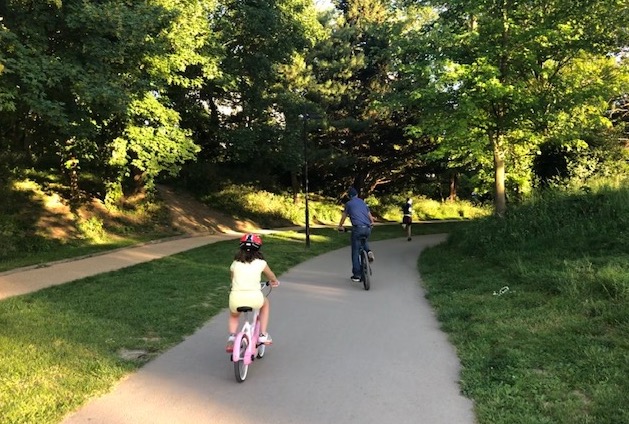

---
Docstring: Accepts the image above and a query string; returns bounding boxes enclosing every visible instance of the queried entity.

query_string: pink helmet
[239,233,262,250]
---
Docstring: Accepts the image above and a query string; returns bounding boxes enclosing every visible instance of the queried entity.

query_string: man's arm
[338,211,348,229]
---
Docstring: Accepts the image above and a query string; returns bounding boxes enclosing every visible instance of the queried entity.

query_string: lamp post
[299,112,322,248]
[299,113,311,248]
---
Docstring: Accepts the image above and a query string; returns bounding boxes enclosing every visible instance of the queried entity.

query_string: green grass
[419,182,629,424]
[371,193,492,221]
[0,222,464,424]
[7,175,627,423]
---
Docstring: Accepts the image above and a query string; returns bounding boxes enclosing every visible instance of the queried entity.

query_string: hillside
[155,185,262,235]
[0,182,267,273]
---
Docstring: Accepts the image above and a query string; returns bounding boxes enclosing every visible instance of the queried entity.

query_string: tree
[306,0,436,197]
[413,0,629,214]
[0,0,212,203]
[179,0,323,193]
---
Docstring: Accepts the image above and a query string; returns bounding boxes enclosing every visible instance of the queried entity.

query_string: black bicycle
[338,227,372,290]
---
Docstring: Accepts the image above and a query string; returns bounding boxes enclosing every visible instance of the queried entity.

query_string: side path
[61,234,476,424]
[0,234,240,300]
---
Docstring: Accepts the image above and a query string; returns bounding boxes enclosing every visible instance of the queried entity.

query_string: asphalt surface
[1,232,476,424]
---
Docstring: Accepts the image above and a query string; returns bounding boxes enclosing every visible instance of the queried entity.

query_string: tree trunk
[62,138,81,209]
[492,134,507,216]
[130,167,147,196]
[449,172,458,201]
[68,159,80,209]
[492,0,509,217]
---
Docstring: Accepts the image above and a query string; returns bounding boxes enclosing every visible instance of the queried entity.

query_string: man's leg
[363,226,375,262]
[358,226,372,252]
[351,230,361,276]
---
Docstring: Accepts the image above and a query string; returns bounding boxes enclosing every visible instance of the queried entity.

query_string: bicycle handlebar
[262,280,280,288]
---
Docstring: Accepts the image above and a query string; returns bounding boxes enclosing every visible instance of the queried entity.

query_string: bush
[372,193,491,222]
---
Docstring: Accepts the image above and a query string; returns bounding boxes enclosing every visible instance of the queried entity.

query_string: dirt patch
[118,348,149,361]
[35,191,80,239]
[155,185,261,235]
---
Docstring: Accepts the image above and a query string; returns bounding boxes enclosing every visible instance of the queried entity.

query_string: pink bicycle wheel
[234,335,249,382]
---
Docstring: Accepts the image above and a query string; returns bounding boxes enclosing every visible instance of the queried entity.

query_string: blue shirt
[344,197,372,226]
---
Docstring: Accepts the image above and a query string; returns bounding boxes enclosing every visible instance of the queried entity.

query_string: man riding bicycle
[337,186,375,282]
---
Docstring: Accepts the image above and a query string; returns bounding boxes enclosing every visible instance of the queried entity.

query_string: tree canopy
[1,0,627,211]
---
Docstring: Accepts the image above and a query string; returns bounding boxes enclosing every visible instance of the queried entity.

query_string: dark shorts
[403,215,412,225]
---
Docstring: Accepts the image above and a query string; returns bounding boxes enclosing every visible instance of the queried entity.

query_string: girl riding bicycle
[226,233,280,352]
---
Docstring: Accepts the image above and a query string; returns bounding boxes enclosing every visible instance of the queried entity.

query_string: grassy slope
[0,180,179,273]
[1,179,488,273]
[419,186,629,424]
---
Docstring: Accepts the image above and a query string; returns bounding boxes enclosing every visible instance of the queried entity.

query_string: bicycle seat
[237,306,253,313]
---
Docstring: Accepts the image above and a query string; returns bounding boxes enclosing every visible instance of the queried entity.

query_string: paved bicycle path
[58,234,475,424]
[0,234,239,300]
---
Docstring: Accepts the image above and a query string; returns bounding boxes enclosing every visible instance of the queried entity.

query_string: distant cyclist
[337,187,375,282]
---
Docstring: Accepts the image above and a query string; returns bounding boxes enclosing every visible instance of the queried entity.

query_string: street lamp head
[299,113,323,121]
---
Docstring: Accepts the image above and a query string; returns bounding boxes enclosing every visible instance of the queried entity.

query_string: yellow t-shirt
[229,259,267,313]
[230,259,267,291]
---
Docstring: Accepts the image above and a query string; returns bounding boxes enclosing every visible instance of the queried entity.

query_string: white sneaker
[367,251,375,262]
[226,334,236,352]
[258,333,272,344]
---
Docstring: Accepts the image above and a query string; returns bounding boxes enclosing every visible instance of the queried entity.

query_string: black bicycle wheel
[361,250,370,290]
[234,336,249,383]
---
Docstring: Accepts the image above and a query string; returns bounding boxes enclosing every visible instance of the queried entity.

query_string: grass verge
[419,184,629,424]
[0,222,464,424]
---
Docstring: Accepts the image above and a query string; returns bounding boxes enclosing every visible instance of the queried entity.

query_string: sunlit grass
[200,184,491,227]
[419,182,629,424]
[370,193,492,222]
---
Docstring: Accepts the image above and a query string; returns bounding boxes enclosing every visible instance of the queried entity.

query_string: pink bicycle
[230,281,275,382]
